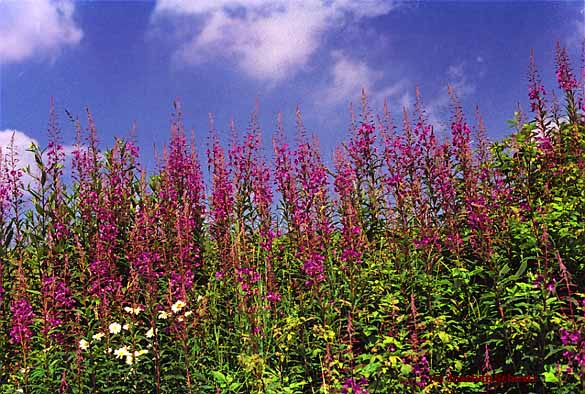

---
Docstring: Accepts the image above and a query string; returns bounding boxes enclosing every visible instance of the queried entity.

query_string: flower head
[92,332,105,341]
[123,306,143,315]
[158,311,169,320]
[114,346,130,359]
[109,322,122,334]
[79,339,90,351]
[171,300,186,313]
[342,377,369,394]
[555,43,578,92]
[146,327,155,338]
[10,298,35,345]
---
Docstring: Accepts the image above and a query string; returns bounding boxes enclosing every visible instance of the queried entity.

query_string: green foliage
[1,49,585,393]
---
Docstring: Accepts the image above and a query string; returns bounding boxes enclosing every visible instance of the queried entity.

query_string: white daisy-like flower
[92,332,105,341]
[146,327,155,338]
[79,339,90,351]
[171,300,186,313]
[109,322,122,334]
[184,311,193,318]
[124,306,143,315]
[158,311,169,320]
[114,346,130,359]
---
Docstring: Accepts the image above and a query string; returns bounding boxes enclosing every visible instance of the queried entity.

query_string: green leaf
[362,362,381,376]
[211,371,227,384]
[543,371,559,383]
[437,331,450,343]
[514,260,528,278]
[400,363,412,376]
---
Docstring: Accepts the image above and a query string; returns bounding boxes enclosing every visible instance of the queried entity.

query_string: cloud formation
[0,129,79,189]
[318,50,383,103]
[0,129,39,184]
[0,0,82,64]
[424,62,477,130]
[567,9,584,50]
[152,0,396,82]
[315,50,411,114]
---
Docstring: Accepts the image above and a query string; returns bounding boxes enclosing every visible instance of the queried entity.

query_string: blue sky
[0,0,583,175]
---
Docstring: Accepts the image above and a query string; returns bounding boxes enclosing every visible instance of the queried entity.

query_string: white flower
[158,311,169,320]
[92,332,105,342]
[124,349,148,365]
[184,311,193,318]
[171,300,186,313]
[114,346,130,359]
[109,322,122,334]
[79,339,90,351]
[123,323,130,331]
[124,306,143,315]
[146,327,155,338]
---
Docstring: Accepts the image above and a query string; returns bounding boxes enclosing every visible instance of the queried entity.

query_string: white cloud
[446,63,475,97]
[314,54,478,134]
[426,63,476,113]
[568,17,584,50]
[315,50,411,115]
[0,130,39,185]
[317,50,383,104]
[324,0,396,18]
[0,129,78,189]
[0,0,82,64]
[152,0,397,82]
[374,78,412,110]
[426,62,476,130]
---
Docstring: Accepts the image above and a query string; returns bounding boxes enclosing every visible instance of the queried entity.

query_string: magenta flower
[237,267,261,296]
[342,377,369,394]
[555,43,578,92]
[528,51,547,112]
[405,354,430,388]
[10,298,35,345]
[302,253,326,286]
[266,291,282,303]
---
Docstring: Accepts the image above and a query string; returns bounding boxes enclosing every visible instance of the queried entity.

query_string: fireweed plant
[0,44,584,393]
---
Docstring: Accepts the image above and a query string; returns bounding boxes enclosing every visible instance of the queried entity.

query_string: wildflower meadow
[0,43,584,393]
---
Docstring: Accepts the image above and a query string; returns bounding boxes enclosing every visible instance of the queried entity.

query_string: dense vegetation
[0,43,583,393]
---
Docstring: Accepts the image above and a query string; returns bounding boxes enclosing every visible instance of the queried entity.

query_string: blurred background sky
[0,0,583,176]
